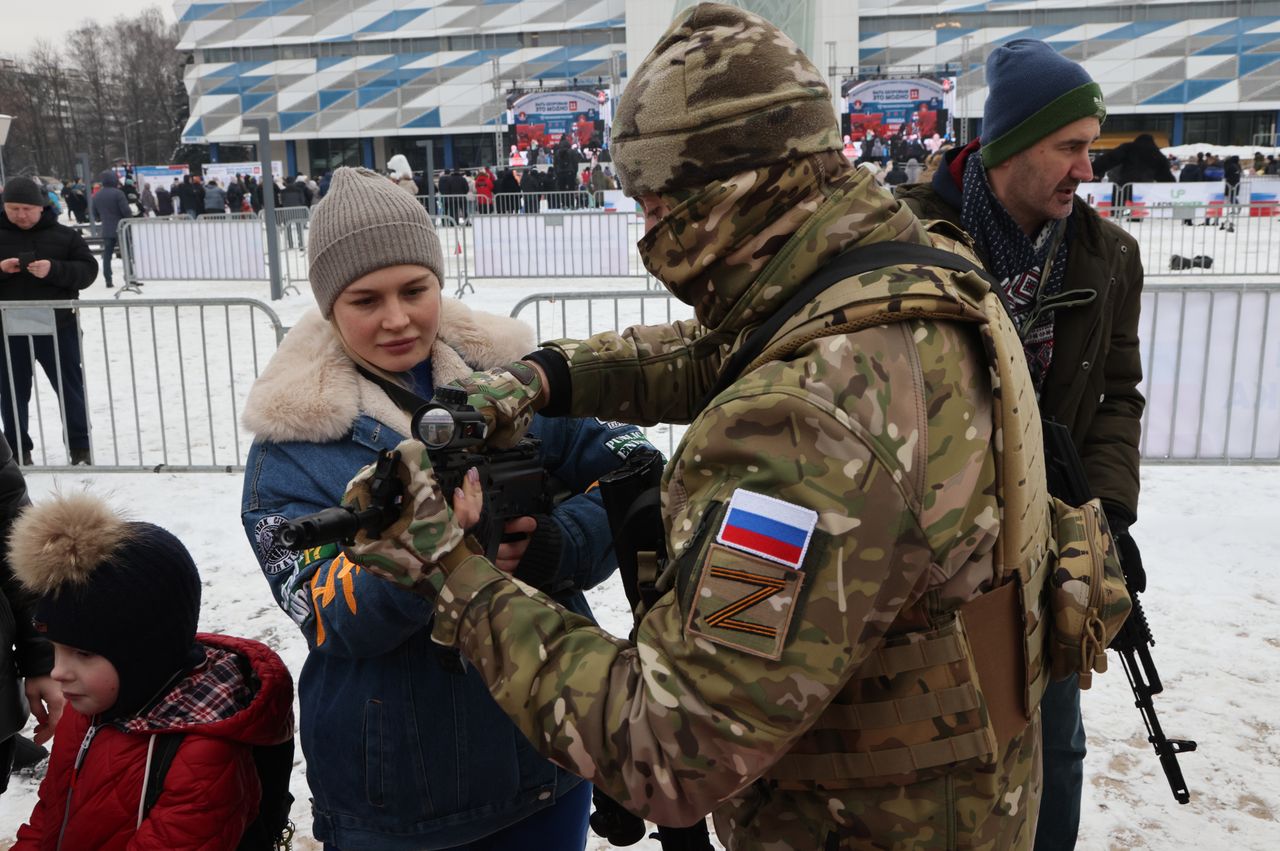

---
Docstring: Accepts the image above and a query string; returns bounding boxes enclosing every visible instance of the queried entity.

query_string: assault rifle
[277,387,551,561]
[1042,419,1197,804]
[590,446,715,851]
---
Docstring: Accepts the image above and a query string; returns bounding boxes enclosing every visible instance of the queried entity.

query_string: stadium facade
[175,0,628,174]
[175,0,1280,176]
[859,0,1280,148]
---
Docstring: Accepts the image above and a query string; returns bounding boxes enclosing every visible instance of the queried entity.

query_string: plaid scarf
[960,150,1070,391]
[123,645,254,733]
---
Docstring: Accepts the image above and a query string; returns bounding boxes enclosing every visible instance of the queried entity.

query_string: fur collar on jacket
[243,299,535,444]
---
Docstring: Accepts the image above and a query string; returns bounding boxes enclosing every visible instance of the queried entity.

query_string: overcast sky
[3,1,175,54]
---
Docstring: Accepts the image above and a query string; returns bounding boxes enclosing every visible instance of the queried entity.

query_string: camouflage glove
[342,439,472,597]
[447,361,544,449]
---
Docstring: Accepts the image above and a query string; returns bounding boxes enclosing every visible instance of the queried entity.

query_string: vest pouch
[1047,497,1132,688]
[766,613,997,790]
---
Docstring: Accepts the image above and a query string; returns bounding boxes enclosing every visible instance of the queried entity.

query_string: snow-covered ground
[0,465,1274,849]
[0,246,1277,849]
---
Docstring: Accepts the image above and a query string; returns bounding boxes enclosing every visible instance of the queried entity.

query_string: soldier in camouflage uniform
[344,5,1058,848]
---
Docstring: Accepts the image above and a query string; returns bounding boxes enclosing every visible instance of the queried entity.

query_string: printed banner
[1076,181,1115,208]
[133,165,190,190]
[1245,178,1280,215]
[843,78,947,141]
[510,91,604,150]
[1127,183,1225,218]
[202,161,285,187]
[598,190,634,213]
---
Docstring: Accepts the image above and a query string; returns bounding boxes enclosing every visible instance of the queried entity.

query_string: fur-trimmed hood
[243,298,535,444]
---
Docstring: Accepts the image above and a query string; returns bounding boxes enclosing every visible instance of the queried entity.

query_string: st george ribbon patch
[686,543,804,660]
[716,488,817,570]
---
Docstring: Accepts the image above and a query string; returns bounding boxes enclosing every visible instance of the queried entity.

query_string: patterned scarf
[960,151,1070,391]
[123,645,254,732]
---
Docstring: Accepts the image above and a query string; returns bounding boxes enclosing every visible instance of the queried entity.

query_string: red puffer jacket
[13,634,294,851]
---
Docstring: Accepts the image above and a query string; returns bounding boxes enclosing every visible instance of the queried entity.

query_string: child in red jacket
[8,493,295,850]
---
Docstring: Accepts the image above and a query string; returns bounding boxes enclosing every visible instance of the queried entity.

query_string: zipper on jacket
[56,720,101,851]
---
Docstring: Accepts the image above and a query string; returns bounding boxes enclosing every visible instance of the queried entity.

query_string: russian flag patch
[716,489,817,570]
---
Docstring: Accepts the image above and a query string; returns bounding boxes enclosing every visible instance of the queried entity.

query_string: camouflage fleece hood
[638,151,931,335]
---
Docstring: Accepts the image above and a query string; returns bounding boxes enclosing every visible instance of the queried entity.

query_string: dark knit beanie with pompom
[9,493,204,720]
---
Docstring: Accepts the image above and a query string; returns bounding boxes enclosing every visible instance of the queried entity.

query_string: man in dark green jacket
[897,39,1145,851]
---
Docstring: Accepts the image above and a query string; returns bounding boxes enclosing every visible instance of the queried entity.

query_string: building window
[1182,112,1274,147]
[386,137,448,176]
[308,138,362,174]
[452,133,497,169]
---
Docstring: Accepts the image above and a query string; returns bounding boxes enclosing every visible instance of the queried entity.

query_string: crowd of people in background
[7,128,1280,238]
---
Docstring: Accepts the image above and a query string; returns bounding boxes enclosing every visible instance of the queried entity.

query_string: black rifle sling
[700,240,1004,411]
[141,733,186,820]
[354,364,430,414]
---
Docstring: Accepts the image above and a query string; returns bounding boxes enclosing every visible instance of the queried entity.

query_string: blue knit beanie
[981,39,1106,168]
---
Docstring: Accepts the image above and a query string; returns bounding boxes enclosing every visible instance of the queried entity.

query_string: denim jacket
[240,305,652,849]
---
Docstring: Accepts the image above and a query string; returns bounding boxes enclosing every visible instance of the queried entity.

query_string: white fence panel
[473,213,634,278]
[125,218,267,280]
[513,286,1280,464]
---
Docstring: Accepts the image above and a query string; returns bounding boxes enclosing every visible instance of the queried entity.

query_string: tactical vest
[729,228,1055,789]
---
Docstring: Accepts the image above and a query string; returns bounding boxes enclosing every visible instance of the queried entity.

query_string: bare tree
[0,8,182,183]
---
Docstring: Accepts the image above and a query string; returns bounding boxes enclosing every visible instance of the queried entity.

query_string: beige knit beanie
[611,3,841,197]
[308,166,445,317]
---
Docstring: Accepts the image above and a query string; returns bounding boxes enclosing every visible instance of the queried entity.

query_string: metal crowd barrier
[118,211,465,298]
[428,215,468,294]
[1139,283,1280,463]
[511,286,1280,464]
[0,299,285,470]
[462,212,653,298]
[118,218,269,293]
[196,212,261,221]
[273,206,311,289]
[421,191,606,221]
[510,290,696,456]
[1113,201,1280,281]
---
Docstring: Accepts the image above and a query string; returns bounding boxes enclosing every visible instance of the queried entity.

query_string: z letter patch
[686,544,804,660]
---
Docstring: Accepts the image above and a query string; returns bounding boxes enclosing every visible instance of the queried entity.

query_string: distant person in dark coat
[201,178,227,216]
[176,175,199,219]
[1091,133,1174,210]
[89,171,131,288]
[1224,155,1243,206]
[0,177,97,464]
[495,168,520,213]
[1178,153,1204,182]
[60,179,89,224]
[226,178,245,214]
[279,176,311,208]
[155,183,174,216]
[1090,133,1175,184]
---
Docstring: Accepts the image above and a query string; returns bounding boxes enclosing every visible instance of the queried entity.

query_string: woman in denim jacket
[240,167,651,850]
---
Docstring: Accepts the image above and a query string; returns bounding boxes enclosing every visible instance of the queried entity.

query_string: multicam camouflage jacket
[429,156,1045,850]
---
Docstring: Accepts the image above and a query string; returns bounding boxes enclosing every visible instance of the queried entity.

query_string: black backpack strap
[353,364,431,415]
[699,240,1004,411]
[140,733,186,823]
